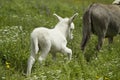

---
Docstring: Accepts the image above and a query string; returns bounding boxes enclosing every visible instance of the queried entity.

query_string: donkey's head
[53,13,78,40]
[112,0,120,5]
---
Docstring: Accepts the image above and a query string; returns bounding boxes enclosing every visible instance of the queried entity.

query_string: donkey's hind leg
[27,38,39,76]
[38,41,51,63]
[27,54,35,76]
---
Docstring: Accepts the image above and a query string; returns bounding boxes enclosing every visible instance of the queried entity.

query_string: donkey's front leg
[62,46,72,60]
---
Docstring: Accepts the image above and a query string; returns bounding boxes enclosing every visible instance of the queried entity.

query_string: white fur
[27,13,78,76]
[112,0,120,4]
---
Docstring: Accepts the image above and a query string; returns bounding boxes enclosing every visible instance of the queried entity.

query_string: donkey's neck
[54,23,68,38]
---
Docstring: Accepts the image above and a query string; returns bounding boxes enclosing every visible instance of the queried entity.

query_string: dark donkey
[81,1,120,51]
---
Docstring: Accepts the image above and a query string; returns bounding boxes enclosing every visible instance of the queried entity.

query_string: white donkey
[27,13,78,76]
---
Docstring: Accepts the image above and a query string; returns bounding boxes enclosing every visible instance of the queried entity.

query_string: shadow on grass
[83,50,98,62]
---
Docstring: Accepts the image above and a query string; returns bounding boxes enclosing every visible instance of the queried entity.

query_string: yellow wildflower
[5,61,10,65]
[5,61,10,69]
[96,75,99,79]
[105,77,109,80]
[6,64,10,69]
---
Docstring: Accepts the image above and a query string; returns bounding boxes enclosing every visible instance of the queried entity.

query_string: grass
[0,0,120,80]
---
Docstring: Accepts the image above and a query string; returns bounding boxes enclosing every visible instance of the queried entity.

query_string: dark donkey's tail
[80,3,94,51]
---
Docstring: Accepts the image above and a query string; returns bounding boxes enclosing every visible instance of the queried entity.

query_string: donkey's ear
[69,13,78,23]
[53,13,63,21]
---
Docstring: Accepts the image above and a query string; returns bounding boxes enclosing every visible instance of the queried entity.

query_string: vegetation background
[0,0,120,80]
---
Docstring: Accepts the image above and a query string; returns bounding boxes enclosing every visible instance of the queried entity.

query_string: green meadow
[0,0,120,80]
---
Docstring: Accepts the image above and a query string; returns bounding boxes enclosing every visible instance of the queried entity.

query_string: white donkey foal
[27,13,78,76]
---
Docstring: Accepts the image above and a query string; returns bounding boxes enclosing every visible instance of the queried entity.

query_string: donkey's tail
[80,3,94,51]
[30,34,39,56]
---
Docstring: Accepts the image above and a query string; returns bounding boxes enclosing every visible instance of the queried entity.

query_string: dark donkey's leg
[81,33,90,51]
[108,37,113,44]
[96,36,104,51]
